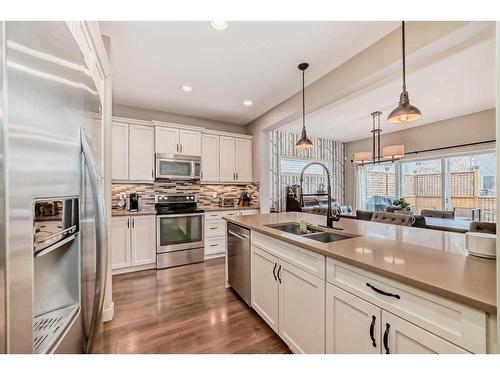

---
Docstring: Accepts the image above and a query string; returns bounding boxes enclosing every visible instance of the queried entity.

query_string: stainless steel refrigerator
[0,21,108,353]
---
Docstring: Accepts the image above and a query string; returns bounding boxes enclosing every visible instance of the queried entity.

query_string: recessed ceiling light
[210,21,229,31]
[243,100,253,106]
[181,85,192,92]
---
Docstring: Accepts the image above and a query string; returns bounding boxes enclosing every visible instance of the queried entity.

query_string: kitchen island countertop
[224,212,496,314]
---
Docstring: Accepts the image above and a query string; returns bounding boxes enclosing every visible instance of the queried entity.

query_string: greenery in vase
[393,197,410,209]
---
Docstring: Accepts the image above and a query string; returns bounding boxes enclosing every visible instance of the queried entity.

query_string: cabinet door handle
[151,169,154,179]
[383,323,390,354]
[277,265,282,283]
[209,227,218,230]
[180,144,183,153]
[366,282,400,299]
[369,315,377,347]
[132,218,135,228]
[127,218,130,228]
[176,144,179,152]
[236,172,238,180]
[209,243,218,247]
[272,263,277,281]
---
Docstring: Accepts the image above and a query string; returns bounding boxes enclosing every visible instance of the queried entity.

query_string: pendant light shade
[354,152,373,165]
[296,62,313,149]
[388,21,422,124]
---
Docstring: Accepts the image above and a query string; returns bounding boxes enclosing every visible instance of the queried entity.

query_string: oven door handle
[157,213,204,218]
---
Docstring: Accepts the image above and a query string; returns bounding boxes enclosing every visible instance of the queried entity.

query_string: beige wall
[113,103,247,134]
[344,109,496,205]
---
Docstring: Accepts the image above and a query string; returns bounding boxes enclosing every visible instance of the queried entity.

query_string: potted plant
[392,197,411,214]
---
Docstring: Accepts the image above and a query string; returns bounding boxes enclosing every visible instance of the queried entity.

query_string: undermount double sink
[265,222,356,243]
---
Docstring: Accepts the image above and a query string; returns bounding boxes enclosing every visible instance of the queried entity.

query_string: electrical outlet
[212,192,217,198]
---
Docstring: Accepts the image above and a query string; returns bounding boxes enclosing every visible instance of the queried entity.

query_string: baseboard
[112,263,156,275]
[102,301,114,322]
[204,252,225,260]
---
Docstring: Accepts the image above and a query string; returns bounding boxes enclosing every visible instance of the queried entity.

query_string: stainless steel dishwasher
[227,222,251,306]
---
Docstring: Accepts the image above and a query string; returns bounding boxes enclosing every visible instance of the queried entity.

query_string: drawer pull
[277,265,282,283]
[209,227,218,230]
[369,315,376,347]
[272,262,277,281]
[209,244,219,247]
[366,282,400,299]
[383,323,390,354]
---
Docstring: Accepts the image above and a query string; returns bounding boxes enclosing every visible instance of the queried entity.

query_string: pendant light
[388,21,422,124]
[295,62,313,149]
[354,111,405,165]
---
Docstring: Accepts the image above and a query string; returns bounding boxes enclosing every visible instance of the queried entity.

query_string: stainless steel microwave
[155,153,201,180]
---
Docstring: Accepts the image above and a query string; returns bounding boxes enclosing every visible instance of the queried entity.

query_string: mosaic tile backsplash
[111,181,260,209]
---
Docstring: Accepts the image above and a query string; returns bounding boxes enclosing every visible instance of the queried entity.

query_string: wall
[111,181,259,208]
[270,131,345,211]
[113,103,247,134]
[344,109,496,205]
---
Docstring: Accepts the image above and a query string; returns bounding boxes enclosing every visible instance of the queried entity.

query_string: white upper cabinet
[219,136,236,182]
[155,125,201,156]
[179,129,201,156]
[111,122,129,180]
[155,126,179,155]
[201,134,219,182]
[235,138,252,183]
[129,124,154,181]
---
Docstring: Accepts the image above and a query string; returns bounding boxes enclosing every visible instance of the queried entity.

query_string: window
[360,151,496,222]
[446,153,496,222]
[363,164,396,211]
[400,159,442,214]
[279,158,329,176]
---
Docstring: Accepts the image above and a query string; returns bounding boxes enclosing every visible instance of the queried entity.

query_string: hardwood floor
[101,258,291,354]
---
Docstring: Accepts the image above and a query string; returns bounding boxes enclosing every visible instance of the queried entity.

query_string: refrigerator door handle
[81,130,109,354]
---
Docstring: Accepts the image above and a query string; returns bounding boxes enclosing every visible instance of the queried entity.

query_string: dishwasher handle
[228,230,249,240]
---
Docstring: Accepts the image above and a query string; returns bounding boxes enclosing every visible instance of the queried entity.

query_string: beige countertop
[112,208,156,217]
[224,212,496,314]
[199,205,260,212]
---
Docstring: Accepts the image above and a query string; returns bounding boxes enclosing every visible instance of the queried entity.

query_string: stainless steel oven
[155,153,201,180]
[156,212,204,253]
[155,194,205,269]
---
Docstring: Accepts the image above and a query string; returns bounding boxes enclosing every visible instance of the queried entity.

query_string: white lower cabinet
[111,216,131,269]
[248,232,487,354]
[251,244,325,353]
[326,284,381,354]
[130,216,156,266]
[326,283,469,354]
[205,209,259,260]
[278,260,325,354]
[111,215,156,273]
[251,247,280,332]
[381,311,468,354]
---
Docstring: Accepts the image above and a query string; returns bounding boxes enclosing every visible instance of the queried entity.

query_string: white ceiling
[280,26,495,142]
[99,21,400,124]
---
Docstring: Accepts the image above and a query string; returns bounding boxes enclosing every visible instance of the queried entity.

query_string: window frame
[361,148,496,218]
